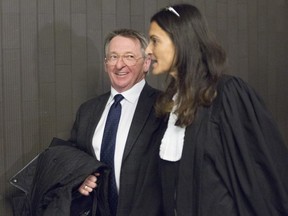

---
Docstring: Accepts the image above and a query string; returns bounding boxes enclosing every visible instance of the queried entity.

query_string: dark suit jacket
[68,82,163,216]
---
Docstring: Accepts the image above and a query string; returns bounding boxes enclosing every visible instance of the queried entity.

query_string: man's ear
[143,55,152,72]
[104,62,108,73]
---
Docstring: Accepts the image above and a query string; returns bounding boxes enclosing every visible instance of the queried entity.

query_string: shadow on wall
[37,22,102,147]
[2,22,101,215]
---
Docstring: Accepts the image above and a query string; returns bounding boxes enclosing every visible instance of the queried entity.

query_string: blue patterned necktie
[100,94,124,216]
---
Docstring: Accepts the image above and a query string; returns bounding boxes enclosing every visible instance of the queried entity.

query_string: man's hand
[78,173,100,196]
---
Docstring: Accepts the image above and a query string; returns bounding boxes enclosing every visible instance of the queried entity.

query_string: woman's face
[146,21,177,77]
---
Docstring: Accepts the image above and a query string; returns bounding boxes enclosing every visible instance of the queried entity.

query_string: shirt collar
[108,79,146,105]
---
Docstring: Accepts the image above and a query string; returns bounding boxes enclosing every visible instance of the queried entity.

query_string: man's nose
[115,56,126,68]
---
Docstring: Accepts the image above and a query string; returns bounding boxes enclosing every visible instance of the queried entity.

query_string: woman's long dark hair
[151,4,227,127]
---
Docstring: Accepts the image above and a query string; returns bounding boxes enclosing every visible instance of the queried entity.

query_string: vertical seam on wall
[36,0,41,153]
[70,0,73,115]
[53,0,57,137]
[19,0,24,166]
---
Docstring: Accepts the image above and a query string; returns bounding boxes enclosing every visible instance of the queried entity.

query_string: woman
[145,3,288,216]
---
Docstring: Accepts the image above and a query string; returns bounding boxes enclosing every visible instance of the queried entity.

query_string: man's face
[105,36,151,93]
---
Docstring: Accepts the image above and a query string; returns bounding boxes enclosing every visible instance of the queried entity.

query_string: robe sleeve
[218,76,288,215]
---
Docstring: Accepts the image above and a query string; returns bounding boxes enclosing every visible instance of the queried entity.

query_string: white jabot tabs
[160,95,186,162]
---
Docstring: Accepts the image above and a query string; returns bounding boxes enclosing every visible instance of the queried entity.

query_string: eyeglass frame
[105,53,145,66]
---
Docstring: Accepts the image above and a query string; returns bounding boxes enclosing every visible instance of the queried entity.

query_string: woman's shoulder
[210,74,263,119]
[217,74,248,90]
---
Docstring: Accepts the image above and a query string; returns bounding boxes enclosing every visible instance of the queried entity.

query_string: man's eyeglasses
[105,54,143,66]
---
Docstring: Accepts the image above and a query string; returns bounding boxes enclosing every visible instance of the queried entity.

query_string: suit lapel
[86,93,110,156]
[122,84,156,161]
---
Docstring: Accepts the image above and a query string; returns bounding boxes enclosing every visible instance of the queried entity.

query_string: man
[69,29,163,216]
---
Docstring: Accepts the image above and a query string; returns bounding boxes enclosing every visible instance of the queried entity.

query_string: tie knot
[113,94,124,105]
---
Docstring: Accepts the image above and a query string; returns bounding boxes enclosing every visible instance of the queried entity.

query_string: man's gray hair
[104,29,148,58]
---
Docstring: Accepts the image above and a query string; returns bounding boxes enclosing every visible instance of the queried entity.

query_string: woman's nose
[145,44,152,56]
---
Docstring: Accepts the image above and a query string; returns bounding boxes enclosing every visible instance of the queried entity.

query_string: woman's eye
[151,38,158,45]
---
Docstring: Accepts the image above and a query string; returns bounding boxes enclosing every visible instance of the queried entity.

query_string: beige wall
[0,0,287,214]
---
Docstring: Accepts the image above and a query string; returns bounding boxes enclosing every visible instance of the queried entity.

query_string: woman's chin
[151,70,163,75]
[151,66,165,75]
